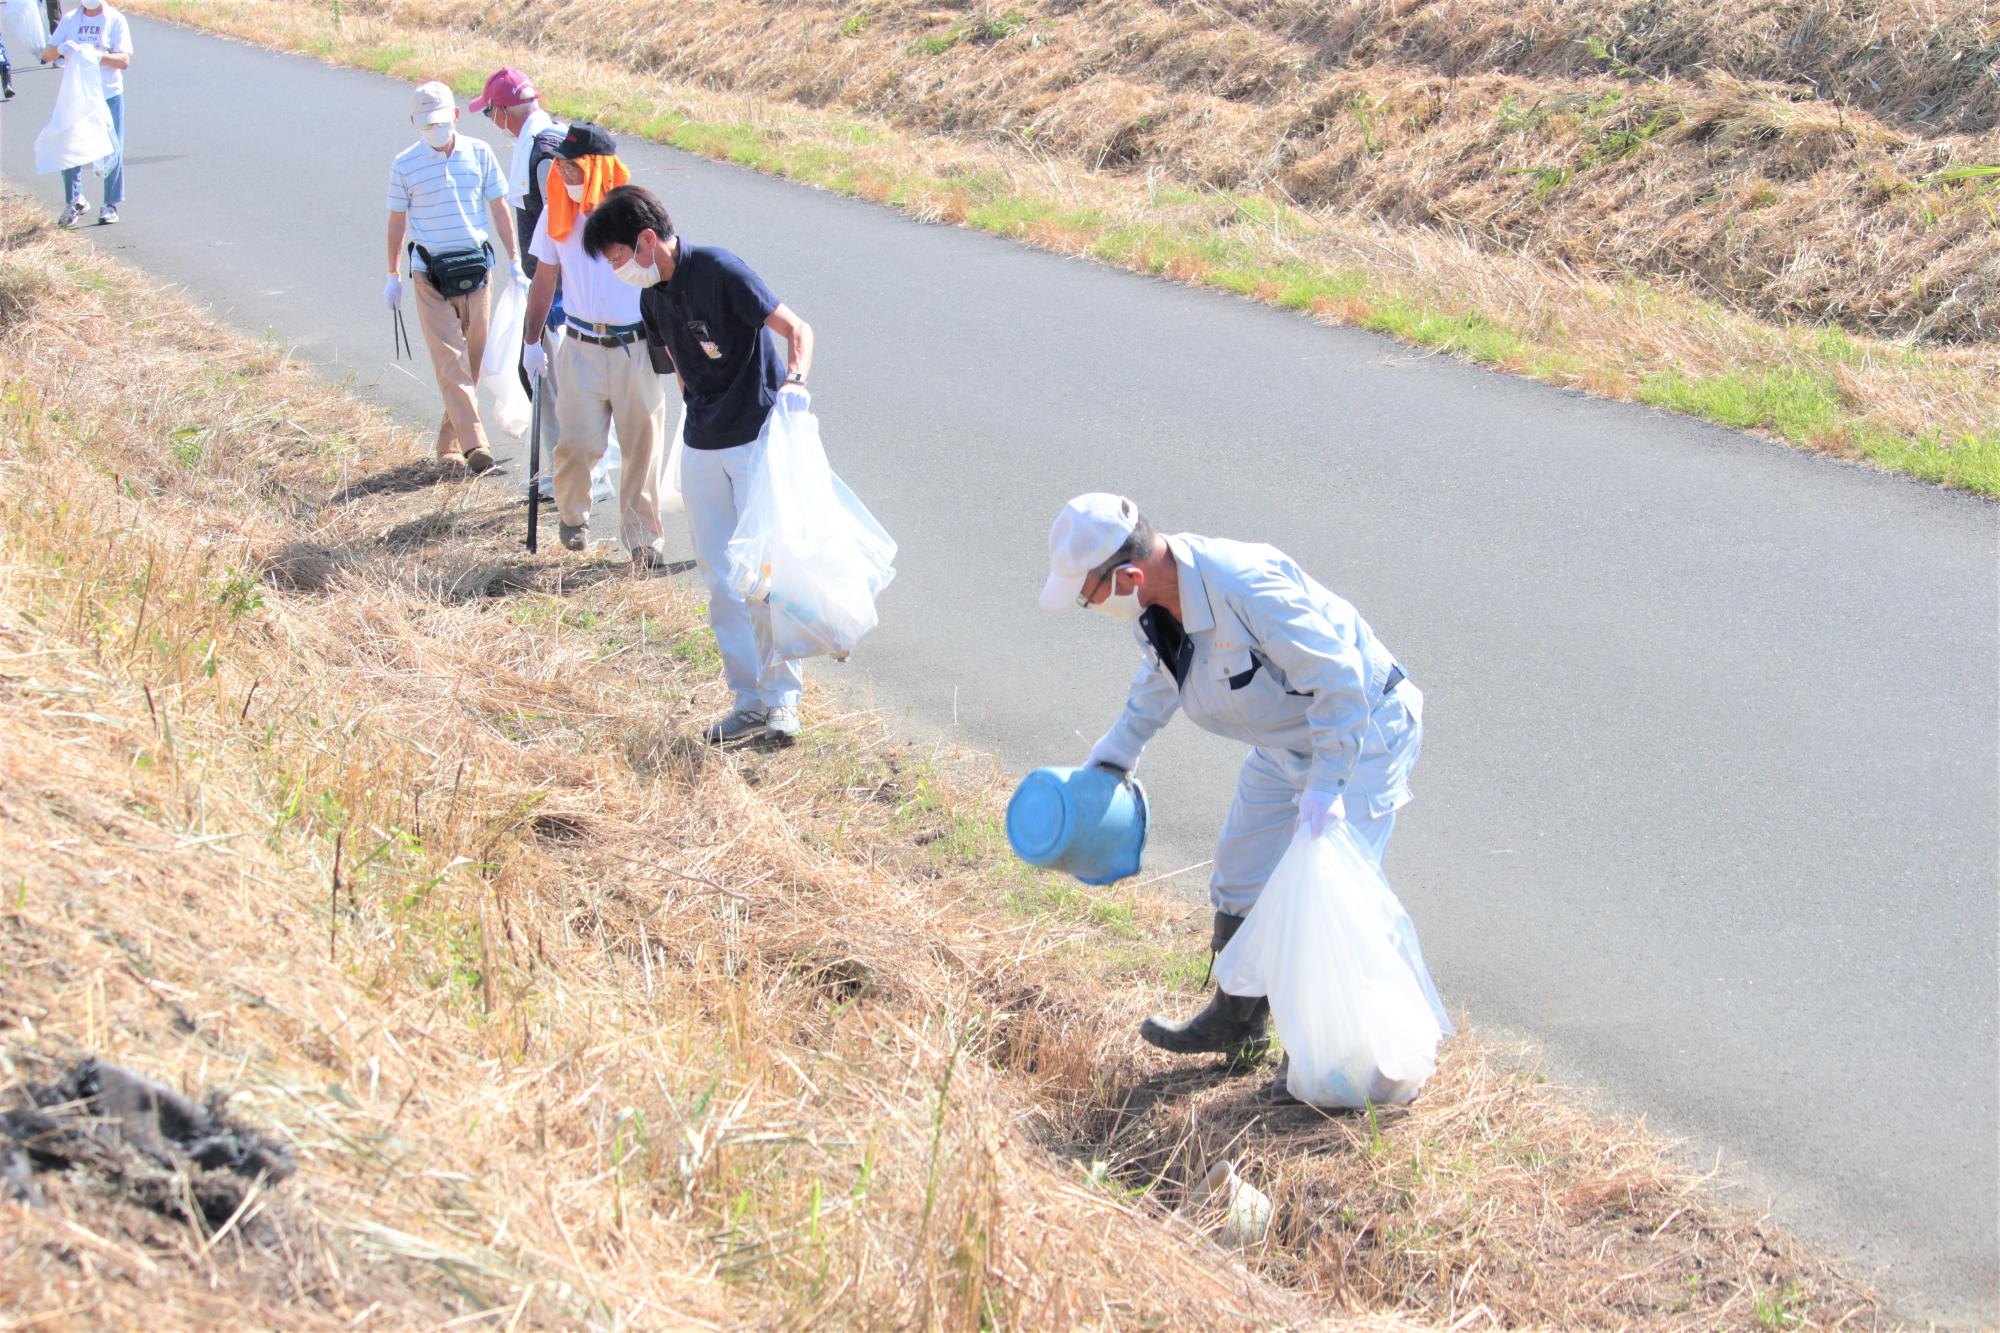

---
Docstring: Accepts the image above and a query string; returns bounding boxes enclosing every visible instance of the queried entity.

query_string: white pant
[680,420,804,713]
[1210,685,1423,917]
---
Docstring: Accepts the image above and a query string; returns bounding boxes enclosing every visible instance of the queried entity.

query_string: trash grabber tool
[391,305,413,362]
[526,370,543,553]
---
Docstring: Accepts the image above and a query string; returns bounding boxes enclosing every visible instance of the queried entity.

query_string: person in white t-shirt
[520,123,666,568]
[43,0,131,226]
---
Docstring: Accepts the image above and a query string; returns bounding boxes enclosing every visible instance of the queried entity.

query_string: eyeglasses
[1075,564,1126,609]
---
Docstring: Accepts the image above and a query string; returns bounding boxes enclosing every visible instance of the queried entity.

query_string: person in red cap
[466,63,564,488]
[471,68,566,295]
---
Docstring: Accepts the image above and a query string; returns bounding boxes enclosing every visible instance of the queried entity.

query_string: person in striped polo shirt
[383,80,523,472]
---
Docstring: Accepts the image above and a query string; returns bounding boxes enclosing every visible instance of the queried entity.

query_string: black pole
[526,373,542,553]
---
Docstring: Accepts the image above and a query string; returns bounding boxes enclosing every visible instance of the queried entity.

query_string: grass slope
[0,200,1880,1328]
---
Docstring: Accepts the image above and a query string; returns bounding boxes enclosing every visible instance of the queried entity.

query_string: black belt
[1384,663,1407,695]
[565,318,644,347]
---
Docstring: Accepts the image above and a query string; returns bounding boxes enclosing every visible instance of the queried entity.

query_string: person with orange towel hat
[521,122,667,568]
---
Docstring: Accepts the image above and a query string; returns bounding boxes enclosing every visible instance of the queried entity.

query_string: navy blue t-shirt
[638,241,785,450]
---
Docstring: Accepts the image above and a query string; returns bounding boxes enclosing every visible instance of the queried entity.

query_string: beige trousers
[411,275,491,460]
[552,334,667,552]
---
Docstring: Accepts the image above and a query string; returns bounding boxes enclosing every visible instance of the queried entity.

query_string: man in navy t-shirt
[583,185,818,745]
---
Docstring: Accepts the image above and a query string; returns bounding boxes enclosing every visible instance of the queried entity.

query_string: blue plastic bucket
[1005,766,1150,886]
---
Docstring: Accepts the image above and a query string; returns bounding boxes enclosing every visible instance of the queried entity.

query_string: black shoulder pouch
[647,341,674,376]
[413,242,493,297]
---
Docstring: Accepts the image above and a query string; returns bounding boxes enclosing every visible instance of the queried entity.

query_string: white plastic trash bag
[34,44,116,176]
[724,398,896,666]
[477,273,532,453]
[3,0,48,69]
[659,405,686,516]
[1214,824,1452,1109]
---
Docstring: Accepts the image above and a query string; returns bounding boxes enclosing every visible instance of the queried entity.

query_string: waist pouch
[413,242,492,297]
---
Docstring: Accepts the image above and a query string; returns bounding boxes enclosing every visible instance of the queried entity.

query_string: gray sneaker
[703,708,768,744]
[764,705,801,743]
[57,201,87,229]
[558,521,586,552]
[97,204,119,226]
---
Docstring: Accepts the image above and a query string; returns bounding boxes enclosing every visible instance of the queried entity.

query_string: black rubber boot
[1265,1054,1300,1104]
[1138,911,1270,1063]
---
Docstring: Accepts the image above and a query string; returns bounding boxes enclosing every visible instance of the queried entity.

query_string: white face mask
[613,255,659,289]
[563,178,587,201]
[421,123,454,150]
[1086,568,1145,621]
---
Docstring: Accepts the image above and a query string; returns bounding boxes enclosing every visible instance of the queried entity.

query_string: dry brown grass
[0,198,1882,1329]
[443,0,1996,343]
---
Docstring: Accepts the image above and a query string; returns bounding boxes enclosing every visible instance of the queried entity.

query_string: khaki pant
[412,274,491,460]
[552,334,666,552]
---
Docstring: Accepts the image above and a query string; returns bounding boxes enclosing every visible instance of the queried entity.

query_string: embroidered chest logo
[687,320,724,360]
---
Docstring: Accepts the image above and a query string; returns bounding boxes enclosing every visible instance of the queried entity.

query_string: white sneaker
[57,201,87,229]
[703,708,767,744]
[764,705,801,743]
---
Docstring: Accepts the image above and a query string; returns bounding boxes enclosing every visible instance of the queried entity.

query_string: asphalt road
[4,19,1996,1321]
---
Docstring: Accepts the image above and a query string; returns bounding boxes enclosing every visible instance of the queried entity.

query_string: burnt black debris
[2,1058,295,1226]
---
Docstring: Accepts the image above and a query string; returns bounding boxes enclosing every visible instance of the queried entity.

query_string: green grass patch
[1365,301,1528,365]
[1853,426,2000,494]
[1639,369,2000,494]
[1638,368,1845,442]
[907,28,961,55]
[358,42,415,76]
[1005,877,1139,937]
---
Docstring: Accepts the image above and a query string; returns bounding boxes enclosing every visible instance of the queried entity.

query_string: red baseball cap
[469,68,537,113]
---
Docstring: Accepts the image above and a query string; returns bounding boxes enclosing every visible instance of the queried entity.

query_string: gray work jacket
[1092,533,1411,810]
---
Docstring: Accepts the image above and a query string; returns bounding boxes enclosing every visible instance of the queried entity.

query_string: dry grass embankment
[1,200,1879,1329]
[133,0,2000,494]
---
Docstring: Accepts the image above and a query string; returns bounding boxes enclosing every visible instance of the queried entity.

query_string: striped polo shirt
[386,133,506,272]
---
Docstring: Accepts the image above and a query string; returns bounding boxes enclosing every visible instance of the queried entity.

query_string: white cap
[411,81,456,126]
[1040,493,1139,611]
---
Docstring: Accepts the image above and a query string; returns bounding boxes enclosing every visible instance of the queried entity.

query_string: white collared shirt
[387,133,506,270]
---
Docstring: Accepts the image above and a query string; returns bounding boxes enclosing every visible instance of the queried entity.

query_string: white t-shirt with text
[51,2,133,99]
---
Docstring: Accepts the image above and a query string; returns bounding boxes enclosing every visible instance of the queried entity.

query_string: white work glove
[1297,788,1345,839]
[521,340,548,380]
[382,274,403,310]
[776,382,810,411]
[63,41,98,64]
[510,260,529,289]
[1086,735,1137,776]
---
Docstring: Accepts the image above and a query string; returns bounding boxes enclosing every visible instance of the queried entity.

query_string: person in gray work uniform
[1040,493,1425,1093]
